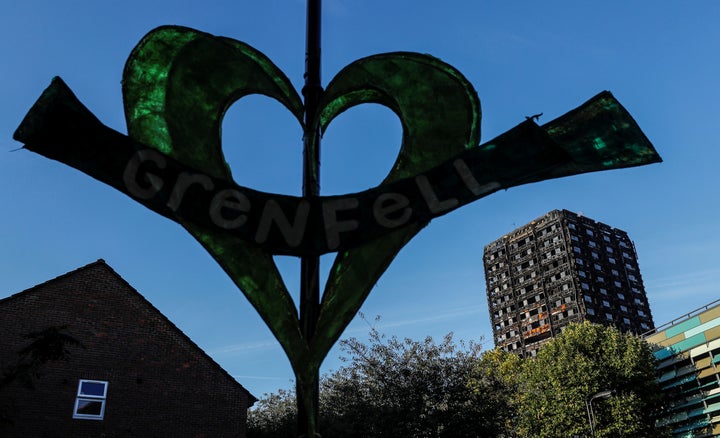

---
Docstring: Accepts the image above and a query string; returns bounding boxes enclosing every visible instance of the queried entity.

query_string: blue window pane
[80,381,106,397]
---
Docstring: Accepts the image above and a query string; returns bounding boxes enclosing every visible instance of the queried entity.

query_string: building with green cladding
[645,299,720,437]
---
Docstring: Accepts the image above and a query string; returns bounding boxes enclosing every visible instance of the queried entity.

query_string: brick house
[0,260,256,437]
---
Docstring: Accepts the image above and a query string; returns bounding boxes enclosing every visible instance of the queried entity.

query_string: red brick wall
[0,261,254,438]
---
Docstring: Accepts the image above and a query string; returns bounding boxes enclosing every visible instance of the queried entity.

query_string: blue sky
[1,1,719,398]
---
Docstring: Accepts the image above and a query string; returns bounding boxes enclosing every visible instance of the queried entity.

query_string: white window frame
[73,379,108,420]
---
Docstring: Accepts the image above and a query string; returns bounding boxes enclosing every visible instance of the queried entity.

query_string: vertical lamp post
[585,390,615,437]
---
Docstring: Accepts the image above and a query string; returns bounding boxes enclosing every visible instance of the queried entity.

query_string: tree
[246,388,297,438]
[322,329,505,437]
[248,326,506,437]
[249,321,669,437]
[468,348,524,437]
[514,322,669,438]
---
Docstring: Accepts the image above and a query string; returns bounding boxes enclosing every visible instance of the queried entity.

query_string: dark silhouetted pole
[299,0,322,436]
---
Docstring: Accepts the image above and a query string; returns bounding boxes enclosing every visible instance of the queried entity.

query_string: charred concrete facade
[484,209,654,357]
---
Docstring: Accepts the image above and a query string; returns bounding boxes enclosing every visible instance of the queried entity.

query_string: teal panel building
[646,300,720,437]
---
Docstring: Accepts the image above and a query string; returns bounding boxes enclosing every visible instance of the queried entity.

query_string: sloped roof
[0,259,257,404]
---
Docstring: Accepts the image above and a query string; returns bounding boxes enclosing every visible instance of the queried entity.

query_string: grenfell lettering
[122,148,502,252]
[15,74,659,256]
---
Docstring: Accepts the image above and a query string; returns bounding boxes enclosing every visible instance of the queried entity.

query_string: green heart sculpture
[13,25,660,430]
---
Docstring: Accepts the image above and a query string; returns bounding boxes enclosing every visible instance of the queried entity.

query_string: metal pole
[585,398,595,438]
[298,0,322,436]
[585,390,614,437]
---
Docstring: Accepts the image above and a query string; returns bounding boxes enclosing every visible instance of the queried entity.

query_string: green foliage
[469,348,524,437]
[514,322,669,438]
[320,329,502,437]
[246,388,297,438]
[248,325,506,437]
[248,321,669,437]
